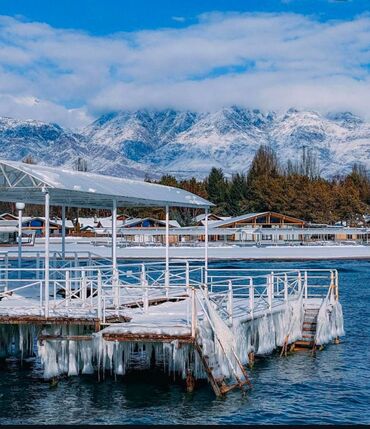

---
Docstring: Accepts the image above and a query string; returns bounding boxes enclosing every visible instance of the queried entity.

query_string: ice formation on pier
[315,298,345,345]
[233,294,304,365]
[0,325,37,359]
[0,293,341,381]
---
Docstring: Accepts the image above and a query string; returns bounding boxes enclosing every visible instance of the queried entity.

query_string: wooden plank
[102,333,194,343]
[0,315,99,325]
[39,334,93,341]
[0,315,130,325]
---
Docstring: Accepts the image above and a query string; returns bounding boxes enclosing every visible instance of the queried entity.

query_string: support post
[61,205,66,260]
[112,199,119,309]
[65,270,70,308]
[4,253,8,292]
[267,274,273,310]
[227,280,233,326]
[81,269,87,307]
[204,207,209,287]
[191,287,196,338]
[44,189,50,318]
[249,278,254,318]
[165,205,170,296]
[97,270,102,320]
[304,271,308,300]
[284,273,288,301]
[16,202,25,275]
[298,271,302,294]
[141,264,149,312]
[185,261,190,296]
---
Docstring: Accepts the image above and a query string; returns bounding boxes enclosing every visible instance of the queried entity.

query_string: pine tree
[205,167,229,214]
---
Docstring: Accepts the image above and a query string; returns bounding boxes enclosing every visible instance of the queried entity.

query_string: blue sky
[1,0,368,33]
[0,0,369,127]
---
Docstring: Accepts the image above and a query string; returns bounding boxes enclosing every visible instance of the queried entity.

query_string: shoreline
[1,240,369,261]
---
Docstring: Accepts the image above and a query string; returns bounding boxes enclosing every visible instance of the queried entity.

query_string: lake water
[0,259,369,425]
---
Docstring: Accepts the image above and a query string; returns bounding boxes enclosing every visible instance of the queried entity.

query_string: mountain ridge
[0,107,369,179]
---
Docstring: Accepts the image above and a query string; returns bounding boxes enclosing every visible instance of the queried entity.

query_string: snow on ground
[1,238,370,260]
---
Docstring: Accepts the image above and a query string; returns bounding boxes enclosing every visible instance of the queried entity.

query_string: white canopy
[0,159,213,209]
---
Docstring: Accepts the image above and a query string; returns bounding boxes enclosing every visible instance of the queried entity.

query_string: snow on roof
[21,216,74,229]
[120,217,180,229]
[208,212,268,228]
[0,159,213,209]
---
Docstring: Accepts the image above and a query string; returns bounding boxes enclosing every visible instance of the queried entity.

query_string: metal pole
[165,205,170,292]
[284,273,288,301]
[16,202,25,277]
[267,274,272,310]
[204,207,209,287]
[97,270,102,320]
[44,190,50,318]
[112,200,117,271]
[18,207,22,270]
[112,199,118,308]
[304,271,308,300]
[249,278,254,317]
[61,204,66,260]
[227,280,233,326]
[191,287,196,338]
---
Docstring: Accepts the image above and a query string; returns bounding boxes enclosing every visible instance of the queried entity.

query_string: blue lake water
[0,259,369,425]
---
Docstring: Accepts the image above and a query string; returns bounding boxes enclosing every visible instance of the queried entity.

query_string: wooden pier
[0,261,344,396]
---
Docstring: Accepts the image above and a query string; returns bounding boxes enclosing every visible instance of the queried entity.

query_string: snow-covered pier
[0,260,344,396]
[0,160,344,396]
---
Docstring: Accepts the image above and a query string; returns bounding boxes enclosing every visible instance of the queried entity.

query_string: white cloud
[172,16,186,23]
[0,12,369,128]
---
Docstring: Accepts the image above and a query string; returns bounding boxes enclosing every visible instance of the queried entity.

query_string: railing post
[113,268,120,311]
[36,252,40,280]
[141,264,149,312]
[329,270,338,301]
[65,270,70,308]
[53,279,57,308]
[267,274,273,310]
[4,253,8,292]
[165,205,170,296]
[185,261,190,296]
[304,271,308,300]
[271,271,275,298]
[227,280,233,326]
[249,278,254,318]
[284,273,288,302]
[298,271,302,294]
[81,269,87,307]
[191,287,196,338]
[39,281,43,313]
[334,270,339,301]
[97,270,102,321]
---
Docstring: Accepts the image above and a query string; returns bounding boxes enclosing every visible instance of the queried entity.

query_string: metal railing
[0,256,338,329]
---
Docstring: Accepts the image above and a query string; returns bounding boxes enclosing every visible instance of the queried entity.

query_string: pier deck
[0,261,344,396]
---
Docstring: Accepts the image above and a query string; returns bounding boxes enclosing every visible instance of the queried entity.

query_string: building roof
[209,212,305,228]
[121,217,180,229]
[0,159,213,209]
[21,216,74,229]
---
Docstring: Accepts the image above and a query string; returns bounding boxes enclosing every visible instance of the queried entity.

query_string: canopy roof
[0,159,213,209]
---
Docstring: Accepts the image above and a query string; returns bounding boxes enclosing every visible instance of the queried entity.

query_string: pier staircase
[194,339,250,397]
[294,306,320,349]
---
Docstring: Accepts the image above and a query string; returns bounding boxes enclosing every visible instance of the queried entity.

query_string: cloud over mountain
[0,12,369,127]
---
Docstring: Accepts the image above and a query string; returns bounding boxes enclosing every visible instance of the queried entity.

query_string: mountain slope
[0,107,369,180]
[82,107,370,178]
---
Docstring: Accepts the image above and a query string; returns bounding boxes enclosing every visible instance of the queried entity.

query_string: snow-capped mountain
[0,107,369,179]
[0,116,149,178]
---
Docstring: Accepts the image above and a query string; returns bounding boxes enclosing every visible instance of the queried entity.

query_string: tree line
[152,145,370,226]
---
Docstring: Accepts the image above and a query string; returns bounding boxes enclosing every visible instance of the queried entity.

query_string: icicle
[68,340,78,376]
